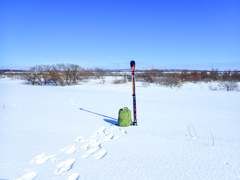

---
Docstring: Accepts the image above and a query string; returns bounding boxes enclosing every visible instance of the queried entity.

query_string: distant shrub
[163,76,182,88]
[112,79,127,84]
[218,81,239,91]
[0,72,5,78]
[209,69,220,81]
[100,79,106,84]
[140,70,163,83]
[22,64,90,86]
[94,68,106,79]
[209,81,239,92]
[139,70,182,88]
[141,81,150,87]
[156,76,182,88]
[123,74,132,82]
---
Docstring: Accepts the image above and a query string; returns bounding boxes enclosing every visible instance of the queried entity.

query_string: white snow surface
[0,77,240,179]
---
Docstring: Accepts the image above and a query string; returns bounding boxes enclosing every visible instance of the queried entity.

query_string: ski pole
[130,60,137,126]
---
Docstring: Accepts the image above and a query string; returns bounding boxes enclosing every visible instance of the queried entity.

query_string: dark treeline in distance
[1,64,240,90]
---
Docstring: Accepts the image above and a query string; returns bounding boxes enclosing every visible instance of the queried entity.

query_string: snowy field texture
[0,77,240,180]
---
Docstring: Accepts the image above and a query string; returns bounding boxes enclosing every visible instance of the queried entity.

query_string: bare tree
[23,65,45,85]
[221,70,231,81]
[218,81,239,91]
[158,76,182,88]
[61,64,72,85]
[190,71,202,82]
[42,65,52,85]
[209,69,219,81]
[70,64,83,84]
[23,67,38,85]
[94,68,106,79]
[35,65,44,85]
[22,63,90,86]
[0,72,4,78]
[49,65,62,85]
[141,70,159,83]
[56,64,84,85]
[231,70,240,82]
[200,71,210,82]
[123,74,131,82]
[179,70,190,81]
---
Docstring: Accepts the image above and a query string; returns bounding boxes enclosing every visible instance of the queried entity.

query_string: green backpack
[118,107,132,127]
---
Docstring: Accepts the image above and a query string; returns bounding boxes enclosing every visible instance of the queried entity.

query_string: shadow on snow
[79,108,118,125]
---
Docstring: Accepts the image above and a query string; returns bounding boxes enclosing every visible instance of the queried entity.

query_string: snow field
[0,78,240,179]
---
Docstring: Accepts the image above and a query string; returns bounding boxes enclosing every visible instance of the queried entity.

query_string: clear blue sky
[1,0,239,70]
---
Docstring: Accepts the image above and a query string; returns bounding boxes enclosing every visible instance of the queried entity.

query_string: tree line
[22,64,103,86]
[1,65,239,90]
[137,69,240,88]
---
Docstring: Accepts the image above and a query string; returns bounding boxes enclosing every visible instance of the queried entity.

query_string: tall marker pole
[130,60,137,126]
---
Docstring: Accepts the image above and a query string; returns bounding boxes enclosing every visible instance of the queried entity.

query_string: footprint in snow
[121,129,127,134]
[91,127,115,143]
[31,154,56,165]
[80,126,127,159]
[55,159,76,175]
[67,173,79,180]
[96,149,107,160]
[81,146,100,159]
[19,126,127,179]
[74,136,84,142]
[91,127,106,137]
[61,145,79,154]
[112,135,120,140]
[83,141,101,150]
[17,171,37,180]
[111,127,127,134]
[110,127,118,131]
[103,133,114,142]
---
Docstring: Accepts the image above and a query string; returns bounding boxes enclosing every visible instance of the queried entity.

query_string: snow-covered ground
[0,77,240,180]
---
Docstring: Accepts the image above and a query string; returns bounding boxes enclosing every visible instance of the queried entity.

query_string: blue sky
[1,0,239,70]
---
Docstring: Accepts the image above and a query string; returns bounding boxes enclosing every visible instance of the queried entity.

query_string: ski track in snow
[17,126,127,179]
